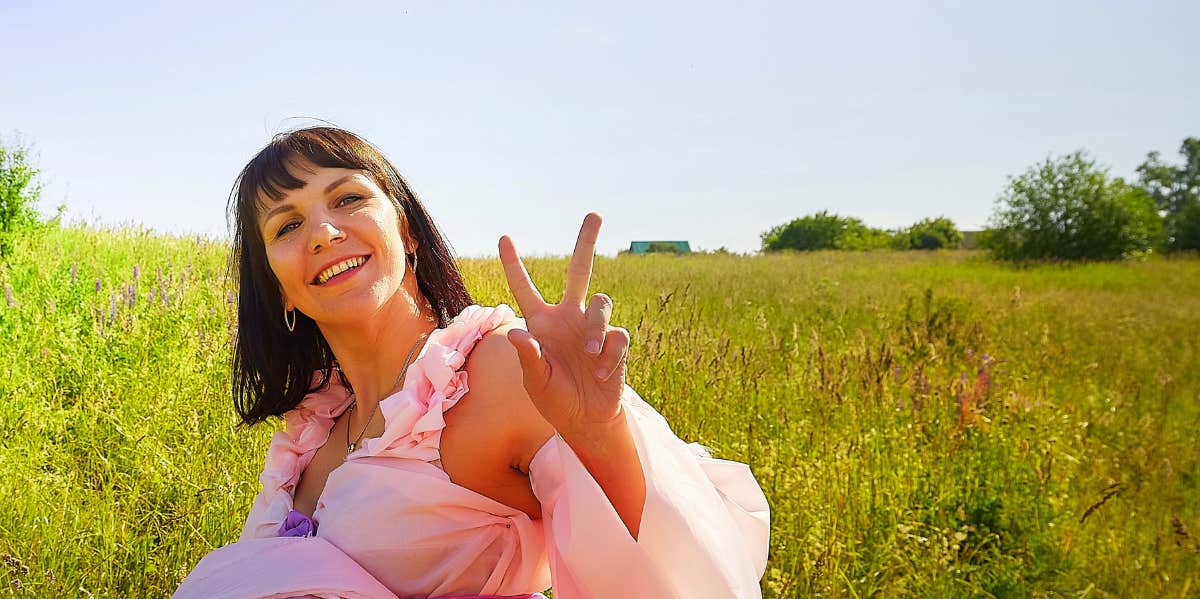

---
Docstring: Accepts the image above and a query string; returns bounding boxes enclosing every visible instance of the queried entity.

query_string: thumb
[506,328,551,398]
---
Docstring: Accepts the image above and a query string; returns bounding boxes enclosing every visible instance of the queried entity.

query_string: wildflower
[5,285,12,308]
[133,265,140,280]
[71,262,77,283]
[157,266,163,281]
[110,293,117,322]
[148,288,156,304]
[162,287,170,306]
[95,278,102,293]
[128,284,136,306]
[226,290,235,304]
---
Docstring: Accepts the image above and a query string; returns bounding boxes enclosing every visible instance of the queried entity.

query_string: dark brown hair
[228,126,473,425]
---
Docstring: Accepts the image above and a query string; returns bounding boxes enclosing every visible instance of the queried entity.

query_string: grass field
[1,224,1198,598]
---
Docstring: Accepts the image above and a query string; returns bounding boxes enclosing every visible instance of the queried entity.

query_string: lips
[312,255,371,286]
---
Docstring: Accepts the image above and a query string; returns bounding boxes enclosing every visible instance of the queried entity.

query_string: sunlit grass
[1,225,1197,597]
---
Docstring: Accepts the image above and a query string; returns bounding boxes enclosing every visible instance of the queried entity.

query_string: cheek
[265,245,303,293]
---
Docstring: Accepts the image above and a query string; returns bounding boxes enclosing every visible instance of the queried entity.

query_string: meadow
[0,224,1197,598]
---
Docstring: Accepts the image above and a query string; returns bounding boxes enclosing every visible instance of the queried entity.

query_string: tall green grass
[1,225,1197,597]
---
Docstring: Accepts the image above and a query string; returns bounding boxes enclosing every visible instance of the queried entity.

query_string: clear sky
[2,1,1197,256]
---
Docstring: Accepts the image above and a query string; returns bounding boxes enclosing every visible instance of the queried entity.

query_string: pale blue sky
[2,1,1197,256]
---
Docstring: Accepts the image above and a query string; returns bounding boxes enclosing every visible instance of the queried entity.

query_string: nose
[309,219,345,253]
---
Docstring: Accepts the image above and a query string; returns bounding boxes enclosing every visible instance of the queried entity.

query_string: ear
[398,213,419,254]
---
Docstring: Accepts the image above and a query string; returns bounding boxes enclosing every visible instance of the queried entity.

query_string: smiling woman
[175,126,770,599]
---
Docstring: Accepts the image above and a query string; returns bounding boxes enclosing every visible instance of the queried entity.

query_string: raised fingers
[593,326,630,382]
[507,328,552,398]
[498,235,546,317]
[584,293,613,355]
[561,212,602,308]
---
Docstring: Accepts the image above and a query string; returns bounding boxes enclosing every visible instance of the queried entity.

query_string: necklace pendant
[347,443,355,453]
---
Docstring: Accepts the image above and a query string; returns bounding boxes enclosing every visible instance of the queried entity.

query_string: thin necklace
[346,330,430,454]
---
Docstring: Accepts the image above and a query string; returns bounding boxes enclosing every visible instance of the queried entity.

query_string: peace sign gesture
[499,213,630,440]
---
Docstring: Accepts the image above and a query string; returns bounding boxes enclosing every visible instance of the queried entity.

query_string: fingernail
[585,340,600,354]
[594,367,609,379]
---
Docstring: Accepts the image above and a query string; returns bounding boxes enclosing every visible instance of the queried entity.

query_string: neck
[319,283,438,414]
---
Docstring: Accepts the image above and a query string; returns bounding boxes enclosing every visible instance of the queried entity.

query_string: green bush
[898,216,963,250]
[983,151,1163,262]
[761,211,894,251]
[0,137,43,258]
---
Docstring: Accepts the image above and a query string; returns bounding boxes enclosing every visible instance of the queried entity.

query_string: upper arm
[459,324,557,472]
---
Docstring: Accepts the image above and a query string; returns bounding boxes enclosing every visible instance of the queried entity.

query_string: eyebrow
[260,174,362,224]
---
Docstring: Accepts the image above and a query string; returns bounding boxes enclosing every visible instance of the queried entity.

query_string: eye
[336,194,362,207]
[274,222,298,237]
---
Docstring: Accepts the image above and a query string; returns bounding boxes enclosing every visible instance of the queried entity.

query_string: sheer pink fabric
[175,305,770,599]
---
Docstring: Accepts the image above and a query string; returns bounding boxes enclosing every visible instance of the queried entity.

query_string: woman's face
[256,162,415,326]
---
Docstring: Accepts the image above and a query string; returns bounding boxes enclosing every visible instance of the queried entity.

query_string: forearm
[559,406,647,539]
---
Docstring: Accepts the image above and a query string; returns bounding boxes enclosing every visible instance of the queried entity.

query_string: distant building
[960,230,983,249]
[627,241,692,255]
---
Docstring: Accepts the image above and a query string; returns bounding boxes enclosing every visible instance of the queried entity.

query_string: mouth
[312,255,371,286]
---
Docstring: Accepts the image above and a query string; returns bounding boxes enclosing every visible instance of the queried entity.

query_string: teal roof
[628,241,691,254]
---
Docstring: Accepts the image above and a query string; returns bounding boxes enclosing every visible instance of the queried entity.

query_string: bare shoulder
[460,324,556,468]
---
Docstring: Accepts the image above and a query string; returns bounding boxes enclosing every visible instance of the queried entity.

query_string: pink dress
[175,305,770,599]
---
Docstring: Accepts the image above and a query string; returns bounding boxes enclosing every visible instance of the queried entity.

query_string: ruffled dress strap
[238,304,518,541]
[353,304,518,461]
[239,371,354,541]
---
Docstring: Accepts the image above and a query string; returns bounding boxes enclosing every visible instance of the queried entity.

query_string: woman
[176,127,770,599]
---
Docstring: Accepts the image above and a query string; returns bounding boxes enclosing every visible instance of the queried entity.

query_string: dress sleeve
[528,385,771,599]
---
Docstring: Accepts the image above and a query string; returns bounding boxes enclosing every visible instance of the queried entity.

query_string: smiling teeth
[317,256,366,284]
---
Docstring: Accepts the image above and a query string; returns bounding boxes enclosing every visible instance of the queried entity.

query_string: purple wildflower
[148,288,156,304]
[110,293,117,322]
[157,266,163,281]
[226,290,235,304]
[5,285,13,307]
[95,278,102,293]
[162,287,170,307]
[128,284,136,306]
[71,262,77,283]
[133,265,140,280]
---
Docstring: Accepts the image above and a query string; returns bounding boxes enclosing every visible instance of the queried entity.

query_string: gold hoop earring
[284,307,296,332]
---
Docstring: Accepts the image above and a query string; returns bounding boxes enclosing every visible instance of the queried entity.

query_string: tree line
[762,137,1200,261]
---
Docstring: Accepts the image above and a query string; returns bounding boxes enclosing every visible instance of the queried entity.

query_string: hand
[499,212,630,441]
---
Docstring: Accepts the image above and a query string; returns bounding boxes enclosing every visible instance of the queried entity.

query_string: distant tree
[1137,137,1200,251]
[898,217,963,250]
[645,241,685,255]
[1136,138,1199,215]
[1168,199,1200,252]
[984,151,1163,261]
[761,211,894,251]
[0,137,43,258]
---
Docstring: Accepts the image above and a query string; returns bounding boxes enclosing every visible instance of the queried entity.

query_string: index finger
[499,235,546,317]
[561,212,602,307]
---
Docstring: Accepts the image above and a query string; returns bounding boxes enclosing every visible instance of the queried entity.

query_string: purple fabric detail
[434,595,546,599]
[278,509,316,538]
